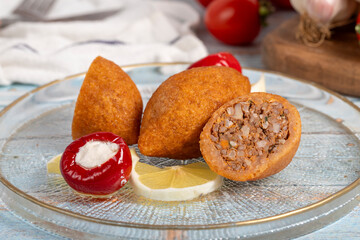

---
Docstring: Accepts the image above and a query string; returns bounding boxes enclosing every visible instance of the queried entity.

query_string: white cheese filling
[75,140,119,169]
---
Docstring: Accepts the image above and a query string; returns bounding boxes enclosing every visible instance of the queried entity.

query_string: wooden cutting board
[262,17,360,97]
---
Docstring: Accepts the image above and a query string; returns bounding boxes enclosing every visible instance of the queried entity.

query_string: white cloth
[0,0,207,85]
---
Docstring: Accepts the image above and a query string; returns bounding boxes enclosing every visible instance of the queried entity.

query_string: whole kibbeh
[138,66,251,159]
[72,56,143,145]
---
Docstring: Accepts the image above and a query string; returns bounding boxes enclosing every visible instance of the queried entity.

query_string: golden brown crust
[71,56,143,145]
[138,66,251,159]
[200,92,301,181]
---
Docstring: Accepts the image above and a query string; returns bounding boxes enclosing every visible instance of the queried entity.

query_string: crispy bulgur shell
[200,92,301,181]
[138,66,251,159]
[72,56,143,145]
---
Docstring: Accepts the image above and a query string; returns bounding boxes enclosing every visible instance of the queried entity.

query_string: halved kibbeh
[200,92,301,181]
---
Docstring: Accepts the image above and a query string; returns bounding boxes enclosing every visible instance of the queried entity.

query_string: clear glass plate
[0,63,359,240]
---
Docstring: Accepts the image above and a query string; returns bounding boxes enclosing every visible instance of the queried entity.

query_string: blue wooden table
[0,74,359,240]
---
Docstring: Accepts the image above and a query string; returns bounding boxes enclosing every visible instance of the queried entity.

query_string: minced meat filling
[210,100,290,171]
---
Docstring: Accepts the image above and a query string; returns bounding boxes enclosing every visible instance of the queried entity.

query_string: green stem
[356,24,360,34]
[259,0,275,27]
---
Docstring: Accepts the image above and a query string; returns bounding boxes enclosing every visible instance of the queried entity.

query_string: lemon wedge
[251,73,266,93]
[129,148,223,201]
[47,154,62,174]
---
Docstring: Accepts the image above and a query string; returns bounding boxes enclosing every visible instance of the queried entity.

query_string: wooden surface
[0,77,359,240]
[0,75,360,240]
[262,17,360,97]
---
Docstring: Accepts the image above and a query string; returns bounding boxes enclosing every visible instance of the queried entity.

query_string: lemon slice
[47,154,62,174]
[251,73,266,93]
[129,148,223,201]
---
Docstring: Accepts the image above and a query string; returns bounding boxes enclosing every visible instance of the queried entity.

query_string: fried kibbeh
[200,93,301,181]
[138,66,251,159]
[72,56,143,145]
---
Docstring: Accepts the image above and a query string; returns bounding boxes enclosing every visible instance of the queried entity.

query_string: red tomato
[356,12,360,42]
[205,0,261,45]
[270,0,293,9]
[197,0,214,7]
[60,132,132,196]
[188,52,242,73]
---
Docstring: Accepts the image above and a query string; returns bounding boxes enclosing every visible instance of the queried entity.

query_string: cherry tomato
[197,0,214,7]
[205,0,261,45]
[270,0,293,9]
[188,52,242,73]
[356,12,360,43]
[60,132,132,196]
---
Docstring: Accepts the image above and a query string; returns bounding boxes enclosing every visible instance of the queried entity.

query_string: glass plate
[0,63,359,240]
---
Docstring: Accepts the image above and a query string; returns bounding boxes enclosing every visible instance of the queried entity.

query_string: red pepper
[356,12,360,43]
[60,132,132,196]
[188,52,242,73]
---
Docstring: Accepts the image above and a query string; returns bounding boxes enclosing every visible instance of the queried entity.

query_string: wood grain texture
[262,17,360,97]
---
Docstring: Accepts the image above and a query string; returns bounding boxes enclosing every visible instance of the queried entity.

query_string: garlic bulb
[290,0,357,25]
[290,0,306,15]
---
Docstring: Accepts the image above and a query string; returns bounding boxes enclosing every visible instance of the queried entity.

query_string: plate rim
[0,62,359,230]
